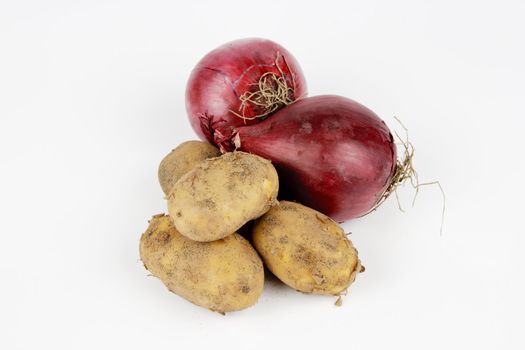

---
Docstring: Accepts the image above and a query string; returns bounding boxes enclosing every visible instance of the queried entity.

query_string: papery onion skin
[185,38,307,148]
[232,95,397,222]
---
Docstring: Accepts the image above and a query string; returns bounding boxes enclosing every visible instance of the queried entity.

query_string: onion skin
[185,38,307,148]
[234,95,397,222]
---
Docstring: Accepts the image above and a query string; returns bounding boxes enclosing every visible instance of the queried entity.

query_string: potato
[158,140,220,195]
[140,214,264,313]
[252,201,363,296]
[168,151,279,242]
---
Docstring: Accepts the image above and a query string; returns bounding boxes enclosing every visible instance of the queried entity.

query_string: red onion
[185,38,307,150]
[230,95,397,222]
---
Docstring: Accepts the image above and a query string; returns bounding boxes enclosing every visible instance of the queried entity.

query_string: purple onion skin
[235,95,397,222]
[185,38,307,147]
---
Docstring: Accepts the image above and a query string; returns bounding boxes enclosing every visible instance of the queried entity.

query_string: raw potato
[140,214,264,313]
[158,140,220,195]
[168,151,279,242]
[252,201,363,295]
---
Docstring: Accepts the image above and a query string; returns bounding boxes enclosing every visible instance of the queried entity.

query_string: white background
[1,0,524,349]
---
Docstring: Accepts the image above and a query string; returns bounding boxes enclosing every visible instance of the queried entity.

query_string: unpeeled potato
[140,214,264,313]
[252,201,363,296]
[158,140,220,195]
[168,151,279,242]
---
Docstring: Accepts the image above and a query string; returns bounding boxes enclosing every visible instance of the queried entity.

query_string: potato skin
[158,140,220,195]
[140,214,264,313]
[168,151,279,242]
[252,201,362,295]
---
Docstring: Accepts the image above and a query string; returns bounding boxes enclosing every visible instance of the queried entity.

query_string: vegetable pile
[139,38,419,313]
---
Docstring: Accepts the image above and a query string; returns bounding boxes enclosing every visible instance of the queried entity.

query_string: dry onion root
[229,53,299,122]
[368,117,446,235]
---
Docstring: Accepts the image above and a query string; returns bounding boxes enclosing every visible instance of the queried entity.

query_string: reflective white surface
[1,1,523,349]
